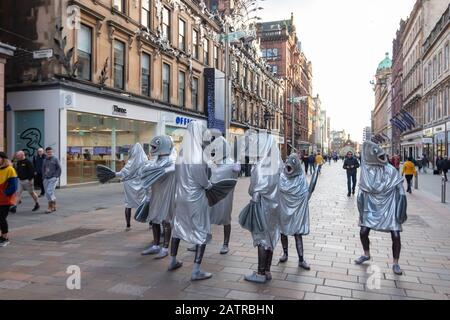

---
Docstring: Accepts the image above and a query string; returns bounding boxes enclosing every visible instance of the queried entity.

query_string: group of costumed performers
[96,121,408,283]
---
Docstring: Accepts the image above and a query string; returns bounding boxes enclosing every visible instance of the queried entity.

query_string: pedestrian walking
[437,156,445,176]
[402,157,417,193]
[443,156,449,182]
[343,151,360,197]
[422,154,429,173]
[391,154,400,171]
[33,148,46,197]
[0,152,18,247]
[355,141,407,275]
[302,153,309,175]
[315,151,324,174]
[11,151,40,213]
[42,147,61,214]
[308,153,316,175]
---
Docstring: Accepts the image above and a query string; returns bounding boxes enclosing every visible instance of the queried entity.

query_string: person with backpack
[0,152,18,247]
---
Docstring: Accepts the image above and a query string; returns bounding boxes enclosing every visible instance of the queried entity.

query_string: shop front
[433,124,447,159]
[400,130,424,161]
[161,112,207,152]
[7,88,159,186]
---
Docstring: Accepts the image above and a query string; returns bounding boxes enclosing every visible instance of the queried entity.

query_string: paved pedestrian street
[0,162,449,300]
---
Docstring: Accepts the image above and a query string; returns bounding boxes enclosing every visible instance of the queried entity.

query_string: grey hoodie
[43,156,61,179]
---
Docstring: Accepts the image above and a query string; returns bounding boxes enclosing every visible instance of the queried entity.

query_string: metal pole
[224,22,230,142]
[414,173,418,190]
[291,83,294,154]
[442,173,447,203]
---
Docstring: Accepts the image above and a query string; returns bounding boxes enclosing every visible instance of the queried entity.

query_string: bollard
[414,174,418,190]
[442,174,447,204]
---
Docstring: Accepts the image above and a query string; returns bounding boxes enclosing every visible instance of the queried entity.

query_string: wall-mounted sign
[61,92,75,108]
[33,48,53,59]
[422,138,433,144]
[433,124,445,133]
[204,68,226,133]
[423,128,433,137]
[112,105,127,116]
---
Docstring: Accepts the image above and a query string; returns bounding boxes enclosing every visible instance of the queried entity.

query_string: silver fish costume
[278,153,319,270]
[168,121,214,281]
[240,132,283,284]
[355,141,407,275]
[115,143,147,230]
[138,135,177,259]
[207,136,240,254]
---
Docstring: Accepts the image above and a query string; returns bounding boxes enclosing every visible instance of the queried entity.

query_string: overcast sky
[257,0,417,143]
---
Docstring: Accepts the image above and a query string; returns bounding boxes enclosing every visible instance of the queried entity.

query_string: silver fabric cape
[248,133,283,250]
[172,121,212,245]
[140,146,177,225]
[357,141,406,232]
[278,154,310,236]
[116,143,147,208]
[208,137,240,226]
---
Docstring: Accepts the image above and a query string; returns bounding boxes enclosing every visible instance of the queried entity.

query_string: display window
[67,111,155,184]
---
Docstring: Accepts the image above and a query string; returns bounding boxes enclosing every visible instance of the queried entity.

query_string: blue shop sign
[175,116,194,126]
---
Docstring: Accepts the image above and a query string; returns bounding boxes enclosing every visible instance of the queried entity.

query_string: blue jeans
[347,171,357,194]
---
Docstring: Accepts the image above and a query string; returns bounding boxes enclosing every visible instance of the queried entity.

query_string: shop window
[192,29,199,59]
[77,24,92,81]
[445,43,449,71]
[178,71,185,107]
[141,53,151,96]
[113,40,125,90]
[178,19,186,52]
[141,0,151,29]
[192,77,199,111]
[162,63,170,103]
[161,7,171,42]
[66,111,156,184]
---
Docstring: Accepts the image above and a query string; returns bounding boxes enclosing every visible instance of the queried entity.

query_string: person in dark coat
[302,153,309,175]
[33,148,46,197]
[343,151,360,197]
[442,156,449,182]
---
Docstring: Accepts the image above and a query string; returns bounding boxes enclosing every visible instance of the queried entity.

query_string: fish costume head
[209,136,231,164]
[150,135,173,157]
[362,141,388,166]
[284,153,302,178]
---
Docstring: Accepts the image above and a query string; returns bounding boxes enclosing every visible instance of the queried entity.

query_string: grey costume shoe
[191,270,212,281]
[187,245,197,252]
[392,264,403,275]
[141,245,161,255]
[220,245,229,254]
[167,260,183,271]
[298,260,311,270]
[354,255,371,265]
[244,272,267,284]
[154,248,169,259]
[279,253,288,263]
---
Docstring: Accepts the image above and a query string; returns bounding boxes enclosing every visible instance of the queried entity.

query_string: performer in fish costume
[239,132,283,284]
[137,135,177,259]
[355,141,407,275]
[278,153,319,270]
[97,143,147,230]
[207,136,240,254]
[167,121,215,281]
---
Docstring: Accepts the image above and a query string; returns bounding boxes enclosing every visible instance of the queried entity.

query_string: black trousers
[0,205,10,234]
[34,173,45,195]
[347,171,357,193]
[405,175,413,192]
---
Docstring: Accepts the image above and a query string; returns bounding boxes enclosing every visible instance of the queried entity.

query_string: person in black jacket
[11,151,40,212]
[33,148,46,197]
[343,151,360,197]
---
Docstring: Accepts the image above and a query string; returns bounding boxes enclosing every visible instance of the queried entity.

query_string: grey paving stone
[107,283,149,297]
[0,280,29,290]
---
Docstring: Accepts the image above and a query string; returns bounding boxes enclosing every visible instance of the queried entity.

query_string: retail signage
[112,105,127,116]
[423,138,433,144]
[433,124,445,133]
[423,128,433,137]
[204,68,226,134]
[175,116,194,126]
[61,92,75,108]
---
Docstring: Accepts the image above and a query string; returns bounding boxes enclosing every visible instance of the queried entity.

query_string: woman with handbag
[355,141,407,275]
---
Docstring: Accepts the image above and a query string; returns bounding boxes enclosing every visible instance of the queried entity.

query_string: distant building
[363,126,372,142]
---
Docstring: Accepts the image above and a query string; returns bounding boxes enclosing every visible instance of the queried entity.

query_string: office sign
[33,48,53,59]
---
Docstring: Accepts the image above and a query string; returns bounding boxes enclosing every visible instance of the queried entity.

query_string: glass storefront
[67,111,156,184]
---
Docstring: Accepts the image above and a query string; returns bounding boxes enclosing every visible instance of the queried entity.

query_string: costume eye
[156,139,161,145]
[292,159,296,164]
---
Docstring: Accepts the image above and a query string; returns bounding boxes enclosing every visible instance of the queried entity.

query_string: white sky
[257,0,417,143]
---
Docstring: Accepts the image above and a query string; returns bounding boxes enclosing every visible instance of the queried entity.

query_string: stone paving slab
[0,163,449,300]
